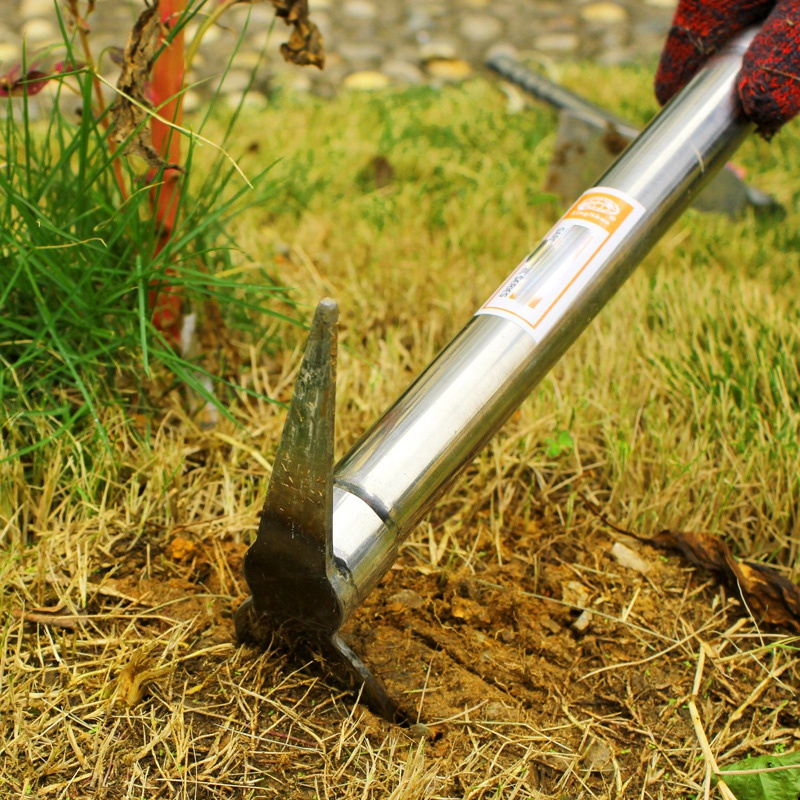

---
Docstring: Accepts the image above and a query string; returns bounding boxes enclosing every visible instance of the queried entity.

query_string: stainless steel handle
[331,31,755,618]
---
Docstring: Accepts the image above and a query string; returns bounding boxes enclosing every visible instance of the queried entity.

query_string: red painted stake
[147,0,186,346]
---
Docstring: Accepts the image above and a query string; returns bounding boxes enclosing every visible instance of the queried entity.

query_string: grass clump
[0,37,292,508]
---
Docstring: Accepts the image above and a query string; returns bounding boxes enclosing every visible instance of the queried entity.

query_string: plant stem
[67,0,129,202]
[184,0,239,76]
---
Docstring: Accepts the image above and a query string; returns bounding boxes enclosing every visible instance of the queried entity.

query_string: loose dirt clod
[611,541,651,574]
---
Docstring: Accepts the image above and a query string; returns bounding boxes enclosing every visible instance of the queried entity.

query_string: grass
[1,60,800,798]
[0,24,295,529]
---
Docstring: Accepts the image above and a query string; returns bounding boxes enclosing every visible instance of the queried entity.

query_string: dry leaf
[110,0,324,166]
[243,0,324,68]
[650,530,800,632]
[110,1,165,169]
[113,651,172,706]
[11,605,87,630]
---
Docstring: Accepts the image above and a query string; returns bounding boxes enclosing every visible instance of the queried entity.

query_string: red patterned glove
[655,0,800,139]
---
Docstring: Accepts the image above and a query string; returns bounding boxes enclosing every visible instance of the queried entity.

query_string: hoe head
[234,299,401,722]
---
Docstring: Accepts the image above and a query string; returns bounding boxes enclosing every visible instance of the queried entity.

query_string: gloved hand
[655,0,800,139]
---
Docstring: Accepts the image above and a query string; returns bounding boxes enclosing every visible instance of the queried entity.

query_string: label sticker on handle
[476,187,645,342]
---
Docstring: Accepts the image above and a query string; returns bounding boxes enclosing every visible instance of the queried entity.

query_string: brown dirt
[7,503,797,799]
[346,517,800,798]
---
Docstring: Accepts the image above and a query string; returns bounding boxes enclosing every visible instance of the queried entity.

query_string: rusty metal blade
[261,297,338,571]
[326,633,404,723]
[240,298,343,635]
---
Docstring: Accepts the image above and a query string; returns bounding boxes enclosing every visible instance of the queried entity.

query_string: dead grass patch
[3,73,800,798]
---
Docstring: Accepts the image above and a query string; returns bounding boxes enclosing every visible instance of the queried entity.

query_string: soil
[60,506,800,799]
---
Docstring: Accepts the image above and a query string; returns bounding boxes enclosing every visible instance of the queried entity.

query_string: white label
[476,187,645,341]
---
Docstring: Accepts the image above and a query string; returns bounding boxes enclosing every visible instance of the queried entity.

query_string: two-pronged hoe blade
[234,299,402,722]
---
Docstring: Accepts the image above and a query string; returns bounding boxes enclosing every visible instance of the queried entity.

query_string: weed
[0,0,314,482]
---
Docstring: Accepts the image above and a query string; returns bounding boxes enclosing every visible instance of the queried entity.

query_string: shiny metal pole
[236,30,755,719]
[331,31,754,616]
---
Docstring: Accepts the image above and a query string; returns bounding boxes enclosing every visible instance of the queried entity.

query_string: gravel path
[1,0,678,105]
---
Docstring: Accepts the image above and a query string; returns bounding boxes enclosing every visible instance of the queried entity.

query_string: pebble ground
[1,0,679,108]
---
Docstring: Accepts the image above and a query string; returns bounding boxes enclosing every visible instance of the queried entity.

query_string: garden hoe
[235,30,761,721]
[486,50,781,217]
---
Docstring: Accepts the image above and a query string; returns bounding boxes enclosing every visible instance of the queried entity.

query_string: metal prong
[326,633,405,724]
[236,298,405,720]
[241,298,344,635]
[262,297,338,572]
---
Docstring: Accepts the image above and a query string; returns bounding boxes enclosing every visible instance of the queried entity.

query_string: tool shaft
[331,33,754,619]
[487,53,640,140]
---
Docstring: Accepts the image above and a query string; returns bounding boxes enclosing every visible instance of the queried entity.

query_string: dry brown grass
[2,71,800,798]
